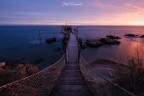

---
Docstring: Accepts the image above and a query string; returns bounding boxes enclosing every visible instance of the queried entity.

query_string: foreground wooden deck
[50,34,93,96]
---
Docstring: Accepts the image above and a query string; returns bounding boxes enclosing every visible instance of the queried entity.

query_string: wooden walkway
[50,34,93,96]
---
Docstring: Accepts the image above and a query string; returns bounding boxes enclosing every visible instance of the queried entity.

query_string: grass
[114,48,144,95]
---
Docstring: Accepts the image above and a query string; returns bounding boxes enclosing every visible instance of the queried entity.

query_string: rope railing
[0,54,65,96]
[80,56,135,96]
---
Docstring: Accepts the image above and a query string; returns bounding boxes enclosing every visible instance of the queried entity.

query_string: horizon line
[0,24,144,27]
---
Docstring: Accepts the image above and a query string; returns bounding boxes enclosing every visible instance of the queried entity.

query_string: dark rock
[106,35,121,39]
[19,63,40,75]
[46,37,56,43]
[140,35,144,38]
[100,38,120,45]
[125,34,138,37]
[86,39,103,47]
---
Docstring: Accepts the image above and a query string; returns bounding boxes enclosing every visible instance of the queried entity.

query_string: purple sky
[0,0,144,25]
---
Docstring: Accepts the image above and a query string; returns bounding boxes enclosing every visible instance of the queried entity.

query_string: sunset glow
[0,0,144,25]
[130,21,144,25]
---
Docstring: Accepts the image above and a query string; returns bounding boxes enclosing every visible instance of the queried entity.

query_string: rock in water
[125,34,138,37]
[100,38,120,44]
[140,35,144,38]
[106,35,121,39]
[86,39,103,47]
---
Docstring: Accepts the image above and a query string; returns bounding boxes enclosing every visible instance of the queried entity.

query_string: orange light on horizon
[129,21,144,25]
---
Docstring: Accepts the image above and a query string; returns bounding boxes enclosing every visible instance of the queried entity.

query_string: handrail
[80,56,135,96]
[0,54,65,96]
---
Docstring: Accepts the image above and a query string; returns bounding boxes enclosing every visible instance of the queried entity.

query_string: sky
[0,0,144,25]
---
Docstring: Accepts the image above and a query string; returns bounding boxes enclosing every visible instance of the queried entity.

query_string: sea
[0,25,144,69]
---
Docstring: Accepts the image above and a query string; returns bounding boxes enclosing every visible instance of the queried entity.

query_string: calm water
[79,26,144,63]
[0,25,144,68]
[0,25,64,69]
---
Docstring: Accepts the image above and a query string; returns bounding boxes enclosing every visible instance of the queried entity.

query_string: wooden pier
[50,34,93,96]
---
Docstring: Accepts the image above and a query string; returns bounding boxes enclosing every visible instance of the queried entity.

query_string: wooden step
[50,91,92,96]
[60,71,82,77]
[62,70,81,73]
[64,66,80,70]
[53,85,87,92]
[57,77,86,85]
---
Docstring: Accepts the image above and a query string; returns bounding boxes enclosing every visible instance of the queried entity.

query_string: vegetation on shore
[114,49,144,95]
[88,47,144,95]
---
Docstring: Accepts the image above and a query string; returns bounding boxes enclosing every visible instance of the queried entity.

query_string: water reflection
[80,26,144,63]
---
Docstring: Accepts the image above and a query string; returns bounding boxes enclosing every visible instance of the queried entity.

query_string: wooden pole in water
[114,32,115,36]
[38,30,41,43]
[54,27,56,38]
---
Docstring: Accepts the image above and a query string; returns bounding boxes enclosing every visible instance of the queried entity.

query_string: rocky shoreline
[0,61,40,86]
